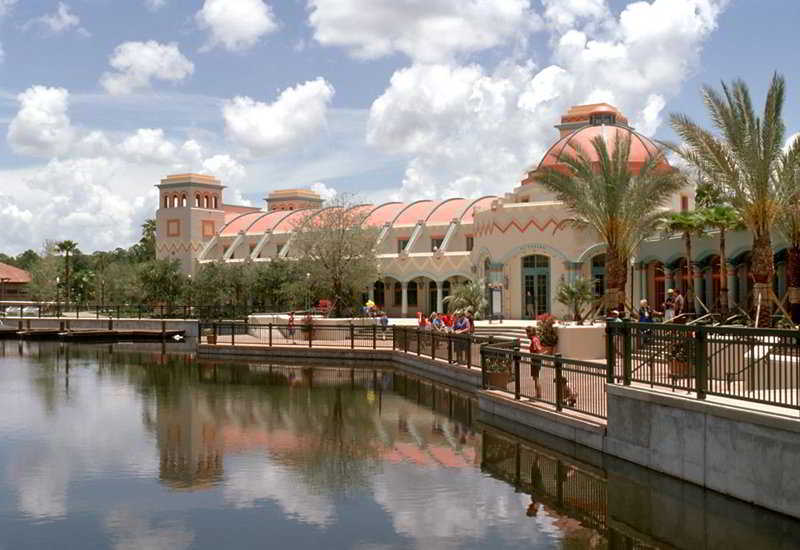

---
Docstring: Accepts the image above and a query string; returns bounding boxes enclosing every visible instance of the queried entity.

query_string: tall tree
[699,205,743,314]
[55,240,79,305]
[290,196,379,317]
[669,73,800,324]
[664,211,704,314]
[538,132,683,311]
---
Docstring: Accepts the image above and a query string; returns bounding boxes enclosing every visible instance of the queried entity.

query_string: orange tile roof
[0,263,31,284]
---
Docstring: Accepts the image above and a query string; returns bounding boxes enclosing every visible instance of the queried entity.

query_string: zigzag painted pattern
[475,217,570,237]
[157,241,205,254]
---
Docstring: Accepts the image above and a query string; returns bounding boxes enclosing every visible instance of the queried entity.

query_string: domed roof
[531,123,670,179]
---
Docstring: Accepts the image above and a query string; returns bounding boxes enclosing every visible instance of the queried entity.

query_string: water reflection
[1,341,799,550]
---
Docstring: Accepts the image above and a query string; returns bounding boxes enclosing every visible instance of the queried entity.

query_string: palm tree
[669,73,800,324]
[556,278,594,325]
[443,279,488,318]
[538,133,683,311]
[777,179,800,321]
[699,205,743,314]
[56,240,78,306]
[664,211,704,314]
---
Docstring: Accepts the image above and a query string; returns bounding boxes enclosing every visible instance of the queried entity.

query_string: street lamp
[56,276,61,317]
[305,272,311,312]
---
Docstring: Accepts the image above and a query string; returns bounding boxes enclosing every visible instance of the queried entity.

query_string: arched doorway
[373,281,385,308]
[522,255,550,318]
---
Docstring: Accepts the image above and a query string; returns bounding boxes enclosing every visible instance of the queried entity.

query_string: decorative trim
[498,242,569,264]
[575,242,607,263]
[474,217,571,237]
[166,219,180,237]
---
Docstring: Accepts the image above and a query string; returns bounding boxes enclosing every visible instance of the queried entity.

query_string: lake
[0,341,798,549]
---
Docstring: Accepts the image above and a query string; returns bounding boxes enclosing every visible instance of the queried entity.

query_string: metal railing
[481,345,608,419]
[608,321,800,411]
[0,303,264,321]
[392,326,517,370]
[201,322,393,350]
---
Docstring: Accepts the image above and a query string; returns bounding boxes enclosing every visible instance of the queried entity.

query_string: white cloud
[100,41,194,96]
[23,2,90,36]
[540,0,610,33]
[308,0,539,63]
[309,182,337,201]
[202,153,251,205]
[223,77,334,155]
[0,0,16,17]
[117,128,177,163]
[196,0,278,52]
[367,0,728,200]
[7,85,75,157]
[144,0,166,11]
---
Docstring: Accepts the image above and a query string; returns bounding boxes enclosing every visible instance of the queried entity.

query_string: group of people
[636,288,685,323]
[418,310,475,335]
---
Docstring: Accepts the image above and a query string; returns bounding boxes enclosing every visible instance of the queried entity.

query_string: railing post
[466,335,472,367]
[213,322,217,344]
[606,322,616,384]
[268,323,273,347]
[392,327,397,351]
[431,331,437,361]
[372,324,377,350]
[96,306,99,320]
[622,321,632,385]
[416,329,421,356]
[447,333,453,364]
[231,322,235,346]
[513,342,521,400]
[480,348,488,389]
[555,353,564,412]
[350,323,355,350]
[695,326,707,400]
[308,322,313,348]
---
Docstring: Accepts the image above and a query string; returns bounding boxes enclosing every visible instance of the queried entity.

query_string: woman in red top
[526,326,543,398]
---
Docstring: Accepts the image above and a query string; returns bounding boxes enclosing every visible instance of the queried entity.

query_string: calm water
[1,342,799,550]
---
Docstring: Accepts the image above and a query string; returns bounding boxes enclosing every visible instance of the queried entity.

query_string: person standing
[663,289,676,322]
[288,311,296,343]
[379,311,389,340]
[673,288,685,318]
[525,326,543,398]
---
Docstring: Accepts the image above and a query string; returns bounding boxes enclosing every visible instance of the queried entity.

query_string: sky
[0,0,799,255]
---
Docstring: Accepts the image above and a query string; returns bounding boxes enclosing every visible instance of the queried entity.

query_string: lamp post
[56,276,61,317]
[305,272,311,313]
[630,256,636,318]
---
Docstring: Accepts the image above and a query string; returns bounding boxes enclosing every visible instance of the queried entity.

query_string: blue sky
[0,0,798,254]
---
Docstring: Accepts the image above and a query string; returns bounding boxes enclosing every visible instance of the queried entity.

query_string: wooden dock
[7,328,185,342]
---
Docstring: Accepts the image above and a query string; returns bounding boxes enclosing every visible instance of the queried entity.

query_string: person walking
[288,311,296,343]
[379,311,389,340]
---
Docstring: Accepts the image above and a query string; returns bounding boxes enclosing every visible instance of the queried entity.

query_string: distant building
[0,262,32,300]
[155,103,782,318]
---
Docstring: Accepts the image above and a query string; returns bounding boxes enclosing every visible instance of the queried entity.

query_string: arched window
[204,195,210,209]
[163,195,169,208]
[195,194,201,207]
[407,281,418,307]
[213,195,218,209]
[172,195,179,208]
[181,194,187,207]
[522,254,550,318]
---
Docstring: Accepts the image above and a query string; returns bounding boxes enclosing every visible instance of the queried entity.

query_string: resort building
[0,262,32,300]
[155,103,783,319]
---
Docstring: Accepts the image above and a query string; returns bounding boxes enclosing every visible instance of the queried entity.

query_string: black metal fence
[608,321,800,411]
[481,346,608,419]
[1,303,263,321]
[392,326,517,370]
[201,322,394,350]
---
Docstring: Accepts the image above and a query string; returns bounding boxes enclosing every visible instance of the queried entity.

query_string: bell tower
[155,173,226,274]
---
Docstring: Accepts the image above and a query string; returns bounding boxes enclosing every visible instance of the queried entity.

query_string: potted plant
[485,355,512,388]
[668,336,694,378]
[202,327,216,345]
[537,314,558,354]
[556,278,593,325]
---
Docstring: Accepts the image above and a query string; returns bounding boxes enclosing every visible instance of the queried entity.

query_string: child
[379,311,389,340]
[555,375,578,407]
[525,326,543,399]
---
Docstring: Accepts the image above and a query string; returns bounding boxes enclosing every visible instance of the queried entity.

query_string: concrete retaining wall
[606,384,800,518]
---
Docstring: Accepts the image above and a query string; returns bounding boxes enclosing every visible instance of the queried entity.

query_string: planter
[206,333,217,345]
[487,371,511,389]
